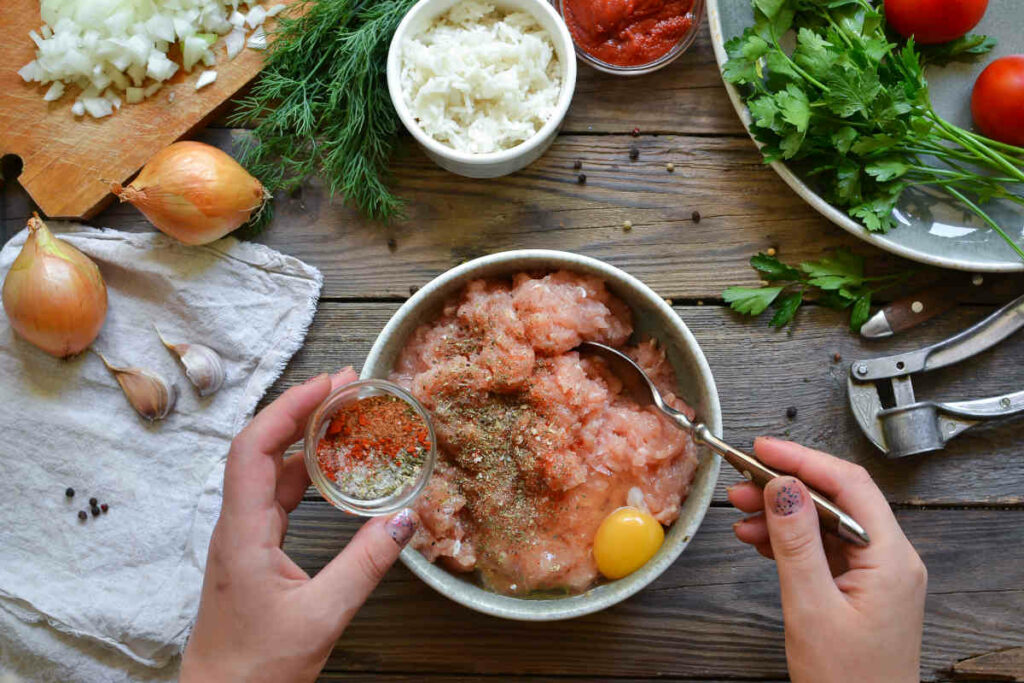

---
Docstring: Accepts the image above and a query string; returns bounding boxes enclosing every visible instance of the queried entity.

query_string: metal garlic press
[848,293,1024,458]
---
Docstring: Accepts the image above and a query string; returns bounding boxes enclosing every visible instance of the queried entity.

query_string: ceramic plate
[708,0,1024,271]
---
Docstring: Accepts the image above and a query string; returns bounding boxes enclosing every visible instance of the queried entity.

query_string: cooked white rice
[400,0,562,154]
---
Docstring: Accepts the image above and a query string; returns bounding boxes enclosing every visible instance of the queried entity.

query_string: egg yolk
[593,506,665,580]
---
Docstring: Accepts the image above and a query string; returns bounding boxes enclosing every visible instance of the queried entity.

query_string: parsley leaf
[751,253,802,280]
[723,286,783,315]
[723,249,903,331]
[770,292,803,328]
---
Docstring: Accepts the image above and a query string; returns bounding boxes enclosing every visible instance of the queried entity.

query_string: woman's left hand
[180,369,420,683]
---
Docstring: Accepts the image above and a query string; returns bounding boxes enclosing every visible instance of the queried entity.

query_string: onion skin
[2,216,108,358]
[113,141,267,246]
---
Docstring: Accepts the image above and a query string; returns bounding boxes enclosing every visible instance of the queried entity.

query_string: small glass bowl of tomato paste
[558,0,705,75]
[304,379,437,516]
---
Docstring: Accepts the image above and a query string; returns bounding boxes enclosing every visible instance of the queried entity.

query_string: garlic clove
[95,351,177,421]
[154,326,225,397]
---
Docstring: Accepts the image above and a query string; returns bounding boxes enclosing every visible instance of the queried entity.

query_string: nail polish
[772,479,803,516]
[386,508,419,548]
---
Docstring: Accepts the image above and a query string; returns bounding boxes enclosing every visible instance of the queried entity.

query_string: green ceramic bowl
[361,249,722,620]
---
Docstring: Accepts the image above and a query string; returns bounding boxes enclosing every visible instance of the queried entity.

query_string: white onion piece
[245,6,265,28]
[71,100,85,116]
[195,69,217,90]
[43,81,64,101]
[265,4,285,17]
[225,29,245,59]
[246,27,265,50]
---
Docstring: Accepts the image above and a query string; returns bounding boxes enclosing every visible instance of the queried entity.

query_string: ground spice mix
[316,395,431,500]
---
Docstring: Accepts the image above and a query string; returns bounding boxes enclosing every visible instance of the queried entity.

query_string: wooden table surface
[3,16,1024,683]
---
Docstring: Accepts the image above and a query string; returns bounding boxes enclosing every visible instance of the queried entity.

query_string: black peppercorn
[629,146,639,161]
[101,503,109,513]
[386,238,397,252]
[786,406,798,419]
[573,159,582,170]
[691,210,701,223]
[65,487,75,498]
[577,173,587,184]
[91,505,101,517]
[89,497,97,507]
[78,511,87,521]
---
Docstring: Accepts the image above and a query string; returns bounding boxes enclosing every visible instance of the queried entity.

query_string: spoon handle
[689,423,870,546]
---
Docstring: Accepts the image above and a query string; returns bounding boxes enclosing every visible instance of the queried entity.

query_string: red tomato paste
[563,0,695,67]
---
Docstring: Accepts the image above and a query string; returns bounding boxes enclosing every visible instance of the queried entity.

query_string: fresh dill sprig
[231,0,416,230]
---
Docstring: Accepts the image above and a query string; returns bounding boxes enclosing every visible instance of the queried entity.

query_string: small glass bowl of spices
[304,379,436,516]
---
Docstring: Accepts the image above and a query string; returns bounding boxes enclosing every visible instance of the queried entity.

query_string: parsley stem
[947,123,1024,158]
[770,40,829,92]
[944,186,1024,262]
[931,114,1024,184]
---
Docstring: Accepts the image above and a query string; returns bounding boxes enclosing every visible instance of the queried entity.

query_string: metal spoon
[577,341,870,546]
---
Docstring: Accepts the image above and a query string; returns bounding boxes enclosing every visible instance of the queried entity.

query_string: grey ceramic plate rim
[361,249,722,620]
[705,0,1024,273]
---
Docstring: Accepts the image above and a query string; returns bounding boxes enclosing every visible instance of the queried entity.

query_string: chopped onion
[43,81,65,101]
[224,29,245,59]
[245,6,265,28]
[195,70,217,90]
[22,0,278,118]
[246,27,266,50]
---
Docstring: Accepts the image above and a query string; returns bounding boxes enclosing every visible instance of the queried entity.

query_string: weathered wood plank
[273,302,1024,505]
[7,128,1022,303]
[207,17,744,136]
[954,647,1024,681]
[282,504,1024,682]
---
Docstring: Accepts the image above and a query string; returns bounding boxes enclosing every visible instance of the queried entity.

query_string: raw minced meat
[390,270,697,595]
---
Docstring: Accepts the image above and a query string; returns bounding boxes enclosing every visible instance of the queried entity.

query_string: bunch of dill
[231,0,416,229]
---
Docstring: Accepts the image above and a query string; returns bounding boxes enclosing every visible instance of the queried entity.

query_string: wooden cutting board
[0,0,271,219]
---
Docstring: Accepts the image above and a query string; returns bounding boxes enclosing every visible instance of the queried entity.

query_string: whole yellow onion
[112,141,268,246]
[2,215,108,357]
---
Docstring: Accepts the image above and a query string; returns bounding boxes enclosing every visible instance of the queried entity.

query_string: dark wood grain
[954,647,1024,681]
[282,503,1024,682]
[271,302,1024,505]
[8,127,1022,303]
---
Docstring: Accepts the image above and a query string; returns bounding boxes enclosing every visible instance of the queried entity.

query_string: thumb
[305,508,420,628]
[763,477,840,608]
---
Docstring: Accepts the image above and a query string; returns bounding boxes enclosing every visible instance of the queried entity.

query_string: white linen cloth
[0,225,322,676]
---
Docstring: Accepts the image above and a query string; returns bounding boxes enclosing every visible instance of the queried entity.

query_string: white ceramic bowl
[361,250,722,620]
[386,0,577,178]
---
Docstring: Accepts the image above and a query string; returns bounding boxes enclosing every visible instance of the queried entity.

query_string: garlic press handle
[854,293,1024,381]
[941,388,1024,421]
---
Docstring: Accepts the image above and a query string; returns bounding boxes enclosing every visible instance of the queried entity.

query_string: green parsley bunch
[724,249,912,330]
[723,0,1024,260]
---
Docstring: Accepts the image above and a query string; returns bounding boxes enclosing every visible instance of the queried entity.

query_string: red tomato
[971,55,1024,146]
[884,0,988,44]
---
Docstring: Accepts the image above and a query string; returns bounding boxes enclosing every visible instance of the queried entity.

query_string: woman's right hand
[728,437,927,683]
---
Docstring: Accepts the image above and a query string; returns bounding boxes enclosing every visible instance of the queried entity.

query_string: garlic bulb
[155,326,225,397]
[95,351,177,421]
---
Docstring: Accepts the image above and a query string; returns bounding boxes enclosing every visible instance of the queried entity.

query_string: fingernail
[386,508,419,548]
[304,373,328,385]
[771,477,804,516]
